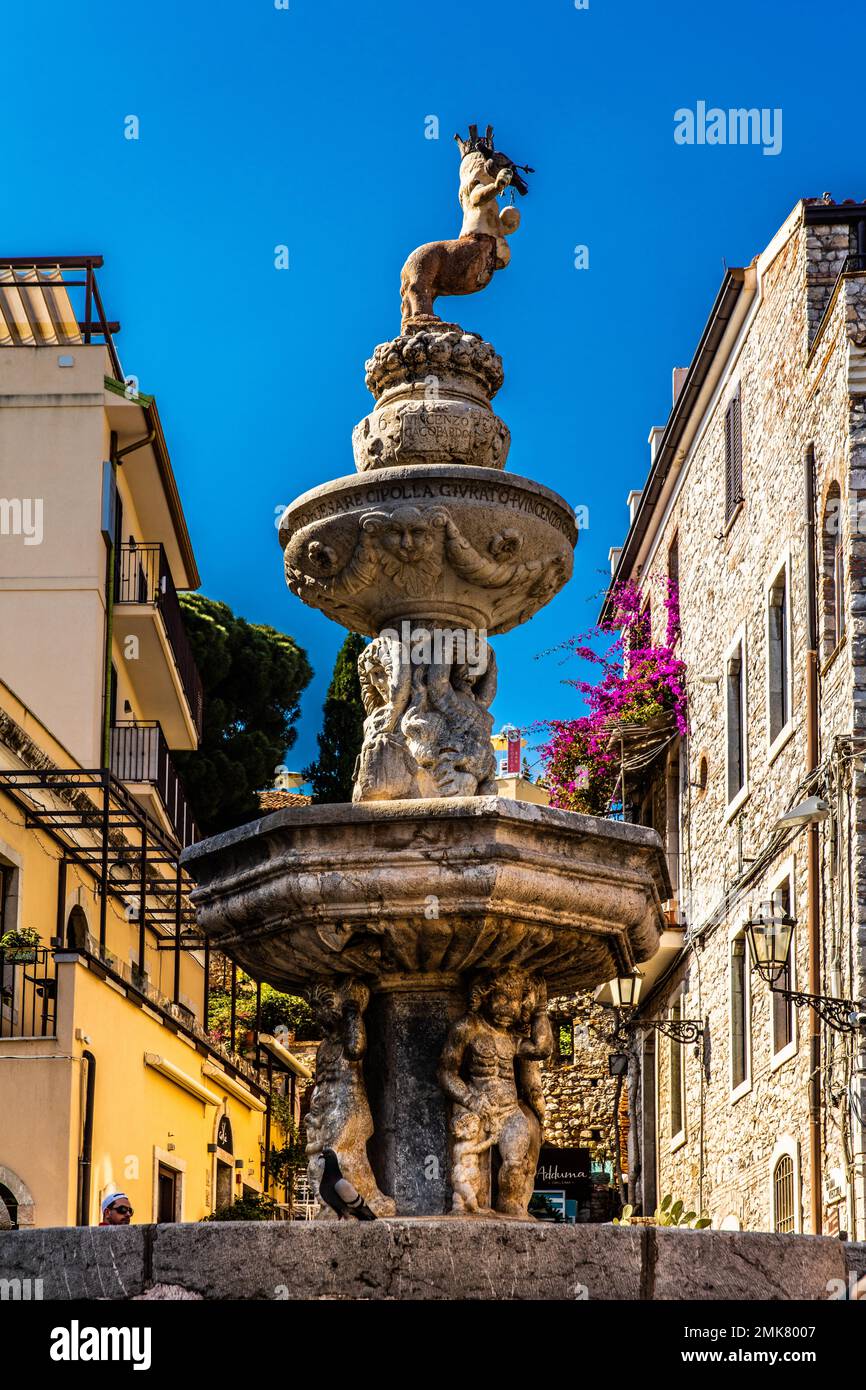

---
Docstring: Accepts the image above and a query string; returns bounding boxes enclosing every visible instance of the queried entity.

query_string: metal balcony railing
[110,721,199,849]
[0,947,56,1039]
[115,543,204,739]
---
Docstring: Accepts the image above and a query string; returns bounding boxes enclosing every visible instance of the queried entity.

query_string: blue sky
[4,0,864,776]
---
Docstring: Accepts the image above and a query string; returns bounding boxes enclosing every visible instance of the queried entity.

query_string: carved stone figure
[353,330,510,473]
[353,628,497,801]
[304,979,396,1218]
[438,968,553,1216]
[399,125,531,334]
[450,1109,496,1215]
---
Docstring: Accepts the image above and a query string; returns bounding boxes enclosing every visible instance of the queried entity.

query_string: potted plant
[0,927,40,964]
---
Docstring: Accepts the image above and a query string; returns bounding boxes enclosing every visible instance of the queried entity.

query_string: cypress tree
[305,632,366,802]
[175,594,312,834]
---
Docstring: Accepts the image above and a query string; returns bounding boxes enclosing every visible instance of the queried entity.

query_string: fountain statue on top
[283,126,569,807]
[399,123,531,334]
[183,124,670,1221]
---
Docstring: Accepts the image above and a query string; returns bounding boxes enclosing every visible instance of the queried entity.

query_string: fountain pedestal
[182,797,670,1217]
[365,974,463,1215]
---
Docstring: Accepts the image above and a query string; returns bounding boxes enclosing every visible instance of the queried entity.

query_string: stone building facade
[603,197,866,1237]
[543,995,621,1158]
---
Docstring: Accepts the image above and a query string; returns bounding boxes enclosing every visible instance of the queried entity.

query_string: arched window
[0,1182,18,1230]
[822,483,845,659]
[773,1154,795,1233]
[66,906,89,952]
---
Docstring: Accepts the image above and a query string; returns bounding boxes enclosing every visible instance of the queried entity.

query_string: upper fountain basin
[279,465,577,636]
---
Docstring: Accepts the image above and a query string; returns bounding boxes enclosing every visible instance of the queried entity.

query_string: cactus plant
[613,1193,711,1229]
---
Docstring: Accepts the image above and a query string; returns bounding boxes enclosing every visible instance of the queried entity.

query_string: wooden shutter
[725,389,743,521]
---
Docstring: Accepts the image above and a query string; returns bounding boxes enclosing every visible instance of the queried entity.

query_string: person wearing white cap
[99,1192,133,1226]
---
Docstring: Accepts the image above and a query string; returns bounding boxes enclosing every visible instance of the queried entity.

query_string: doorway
[216,1160,233,1210]
[156,1163,179,1223]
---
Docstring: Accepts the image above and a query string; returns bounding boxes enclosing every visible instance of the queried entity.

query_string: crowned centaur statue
[399,124,532,333]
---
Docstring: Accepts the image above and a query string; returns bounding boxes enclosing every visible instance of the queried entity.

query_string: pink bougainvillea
[538,578,687,815]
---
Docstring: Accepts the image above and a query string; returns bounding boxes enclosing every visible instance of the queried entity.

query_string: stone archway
[0,1166,35,1228]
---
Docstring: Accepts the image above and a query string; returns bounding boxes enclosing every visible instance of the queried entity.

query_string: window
[771,879,795,1058]
[0,1183,18,1231]
[66,906,88,952]
[821,482,845,659]
[153,1148,185,1223]
[773,1155,795,1233]
[667,536,680,642]
[730,932,750,1094]
[767,560,791,748]
[724,388,743,521]
[0,862,11,936]
[629,600,652,656]
[725,632,747,808]
[668,534,679,587]
[553,1016,573,1066]
[668,997,686,1144]
[157,1163,180,1223]
[0,862,17,1031]
[697,754,709,796]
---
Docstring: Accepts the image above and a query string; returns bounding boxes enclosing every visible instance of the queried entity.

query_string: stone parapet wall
[0,1221,860,1301]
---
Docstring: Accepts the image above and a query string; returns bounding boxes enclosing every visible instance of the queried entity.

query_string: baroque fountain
[183,125,670,1220]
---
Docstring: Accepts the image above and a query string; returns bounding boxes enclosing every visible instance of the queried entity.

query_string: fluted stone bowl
[181,798,671,994]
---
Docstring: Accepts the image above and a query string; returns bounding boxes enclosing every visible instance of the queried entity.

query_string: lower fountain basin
[181,797,671,994]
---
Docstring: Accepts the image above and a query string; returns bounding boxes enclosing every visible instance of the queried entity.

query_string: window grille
[773,1154,795,1232]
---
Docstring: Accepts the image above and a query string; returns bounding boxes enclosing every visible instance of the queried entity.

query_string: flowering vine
[538,578,687,815]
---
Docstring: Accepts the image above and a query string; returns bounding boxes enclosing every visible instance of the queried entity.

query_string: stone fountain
[182,125,670,1220]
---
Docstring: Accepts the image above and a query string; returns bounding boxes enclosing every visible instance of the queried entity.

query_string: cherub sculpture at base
[438,968,553,1217]
[304,979,396,1219]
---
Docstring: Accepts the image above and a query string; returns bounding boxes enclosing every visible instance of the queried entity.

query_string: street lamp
[108,854,135,886]
[772,795,830,831]
[743,898,795,986]
[744,901,862,1034]
[608,972,643,1010]
[606,972,704,1043]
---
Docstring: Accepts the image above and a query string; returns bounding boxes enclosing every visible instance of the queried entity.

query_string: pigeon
[318,1148,378,1221]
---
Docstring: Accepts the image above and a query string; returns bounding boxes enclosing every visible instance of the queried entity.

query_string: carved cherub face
[376,508,437,565]
[452,1111,483,1141]
[458,149,529,197]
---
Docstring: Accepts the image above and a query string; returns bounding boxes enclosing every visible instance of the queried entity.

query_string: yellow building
[0,257,306,1228]
[491,728,550,806]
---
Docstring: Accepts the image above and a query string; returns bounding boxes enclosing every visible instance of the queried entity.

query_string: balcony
[115,543,204,745]
[0,948,56,1040]
[110,721,199,849]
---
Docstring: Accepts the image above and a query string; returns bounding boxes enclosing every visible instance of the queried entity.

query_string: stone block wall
[542,994,619,1159]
